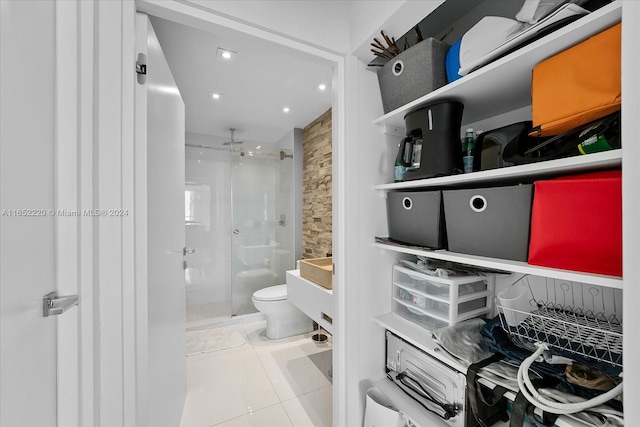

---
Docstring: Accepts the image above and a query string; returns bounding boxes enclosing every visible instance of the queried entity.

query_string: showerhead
[222,128,244,146]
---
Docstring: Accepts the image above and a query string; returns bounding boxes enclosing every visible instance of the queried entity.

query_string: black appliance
[399,101,464,180]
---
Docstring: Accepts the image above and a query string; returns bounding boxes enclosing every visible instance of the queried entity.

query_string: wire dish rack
[496,275,623,368]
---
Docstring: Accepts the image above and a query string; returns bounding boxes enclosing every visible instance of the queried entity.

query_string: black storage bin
[386,190,446,249]
[442,185,533,261]
[377,38,449,114]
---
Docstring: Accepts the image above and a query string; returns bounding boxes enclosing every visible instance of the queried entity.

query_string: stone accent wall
[302,108,332,259]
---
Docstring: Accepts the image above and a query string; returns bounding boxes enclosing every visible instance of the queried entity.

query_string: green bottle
[462,128,475,173]
[394,143,407,182]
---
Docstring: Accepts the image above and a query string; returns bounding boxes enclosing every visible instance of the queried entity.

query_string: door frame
[85,1,349,425]
[53,1,99,425]
[54,1,139,425]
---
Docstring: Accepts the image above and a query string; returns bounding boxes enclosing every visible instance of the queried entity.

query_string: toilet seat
[253,284,287,302]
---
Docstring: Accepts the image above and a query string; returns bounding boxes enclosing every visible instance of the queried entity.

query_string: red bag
[528,170,621,276]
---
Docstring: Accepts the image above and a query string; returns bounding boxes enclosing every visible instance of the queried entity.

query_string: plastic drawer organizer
[392,265,492,329]
[496,275,623,367]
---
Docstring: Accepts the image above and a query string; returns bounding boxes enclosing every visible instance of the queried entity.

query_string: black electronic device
[399,101,464,180]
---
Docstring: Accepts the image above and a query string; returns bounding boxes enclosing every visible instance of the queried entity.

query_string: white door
[0,1,58,425]
[135,13,187,427]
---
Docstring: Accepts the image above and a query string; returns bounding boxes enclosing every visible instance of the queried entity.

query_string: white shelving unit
[356,2,630,426]
[373,2,621,128]
[372,2,623,291]
[368,3,625,424]
[375,242,623,289]
[374,149,621,190]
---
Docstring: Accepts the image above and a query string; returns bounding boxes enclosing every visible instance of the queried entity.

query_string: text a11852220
[1,208,130,217]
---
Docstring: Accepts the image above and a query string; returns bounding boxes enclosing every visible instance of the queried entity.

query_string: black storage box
[386,190,446,249]
[442,185,533,261]
[377,38,449,114]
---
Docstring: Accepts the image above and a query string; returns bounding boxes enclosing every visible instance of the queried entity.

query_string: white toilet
[252,284,313,339]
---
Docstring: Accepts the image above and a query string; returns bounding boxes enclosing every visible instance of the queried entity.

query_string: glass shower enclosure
[184,144,295,326]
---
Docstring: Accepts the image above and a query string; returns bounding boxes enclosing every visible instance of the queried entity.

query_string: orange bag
[530,23,621,137]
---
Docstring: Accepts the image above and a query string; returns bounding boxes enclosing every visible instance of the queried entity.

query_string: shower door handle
[183,247,195,270]
[233,229,239,235]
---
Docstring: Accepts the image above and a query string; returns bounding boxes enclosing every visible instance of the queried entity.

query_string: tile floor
[179,320,333,427]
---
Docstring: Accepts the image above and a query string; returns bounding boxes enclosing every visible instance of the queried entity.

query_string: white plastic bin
[364,387,400,427]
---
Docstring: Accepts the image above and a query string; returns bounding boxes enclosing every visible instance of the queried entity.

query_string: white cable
[516,343,624,415]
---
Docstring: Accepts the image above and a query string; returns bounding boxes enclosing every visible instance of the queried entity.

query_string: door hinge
[136,53,147,85]
[136,62,147,75]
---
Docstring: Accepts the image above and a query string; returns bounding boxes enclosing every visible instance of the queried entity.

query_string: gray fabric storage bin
[442,184,533,261]
[377,38,449,114]
[386,190,446,249]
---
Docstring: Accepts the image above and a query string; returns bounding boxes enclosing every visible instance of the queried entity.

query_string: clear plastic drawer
[392,265,493,328]
[393,265,487,298]
[394,300,448,330]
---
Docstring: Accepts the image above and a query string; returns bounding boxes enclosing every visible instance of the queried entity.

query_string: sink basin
[299,257,333,289]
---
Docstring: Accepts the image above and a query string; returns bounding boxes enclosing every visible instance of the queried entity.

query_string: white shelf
[374,149,621,190]
[375,242,623,289]
[373,2,621,128]
[374,312,467,373]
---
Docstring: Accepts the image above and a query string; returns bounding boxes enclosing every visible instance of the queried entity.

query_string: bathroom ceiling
[149,16,334,148]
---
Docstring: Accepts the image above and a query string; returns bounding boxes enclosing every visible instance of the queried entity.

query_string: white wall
[343,55,406,425]
[275,149,295,279]
[348,1,444,58]
[275,128,304,262]
[294,129,304,262]
[188,0,351,54]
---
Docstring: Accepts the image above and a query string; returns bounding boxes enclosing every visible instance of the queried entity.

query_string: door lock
[43,291,79,317]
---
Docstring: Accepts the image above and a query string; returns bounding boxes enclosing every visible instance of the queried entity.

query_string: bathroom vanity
[287,270,334,334]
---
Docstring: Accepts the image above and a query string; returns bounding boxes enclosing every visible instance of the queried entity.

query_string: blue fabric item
[445,38,463,83]
[481,316,567,382]
[482,315,622,378]
[481,316,624,412]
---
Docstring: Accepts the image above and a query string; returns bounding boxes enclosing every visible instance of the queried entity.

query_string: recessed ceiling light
[282,107,290,113]
[316,82,328,91]
[209,92,223,100]
[216,48,236,60]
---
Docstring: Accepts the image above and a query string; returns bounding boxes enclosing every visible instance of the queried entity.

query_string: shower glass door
[230,148,295,316]
[184,145,233,326]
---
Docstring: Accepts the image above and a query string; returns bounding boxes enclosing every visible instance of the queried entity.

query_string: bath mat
[186,324,247,357]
